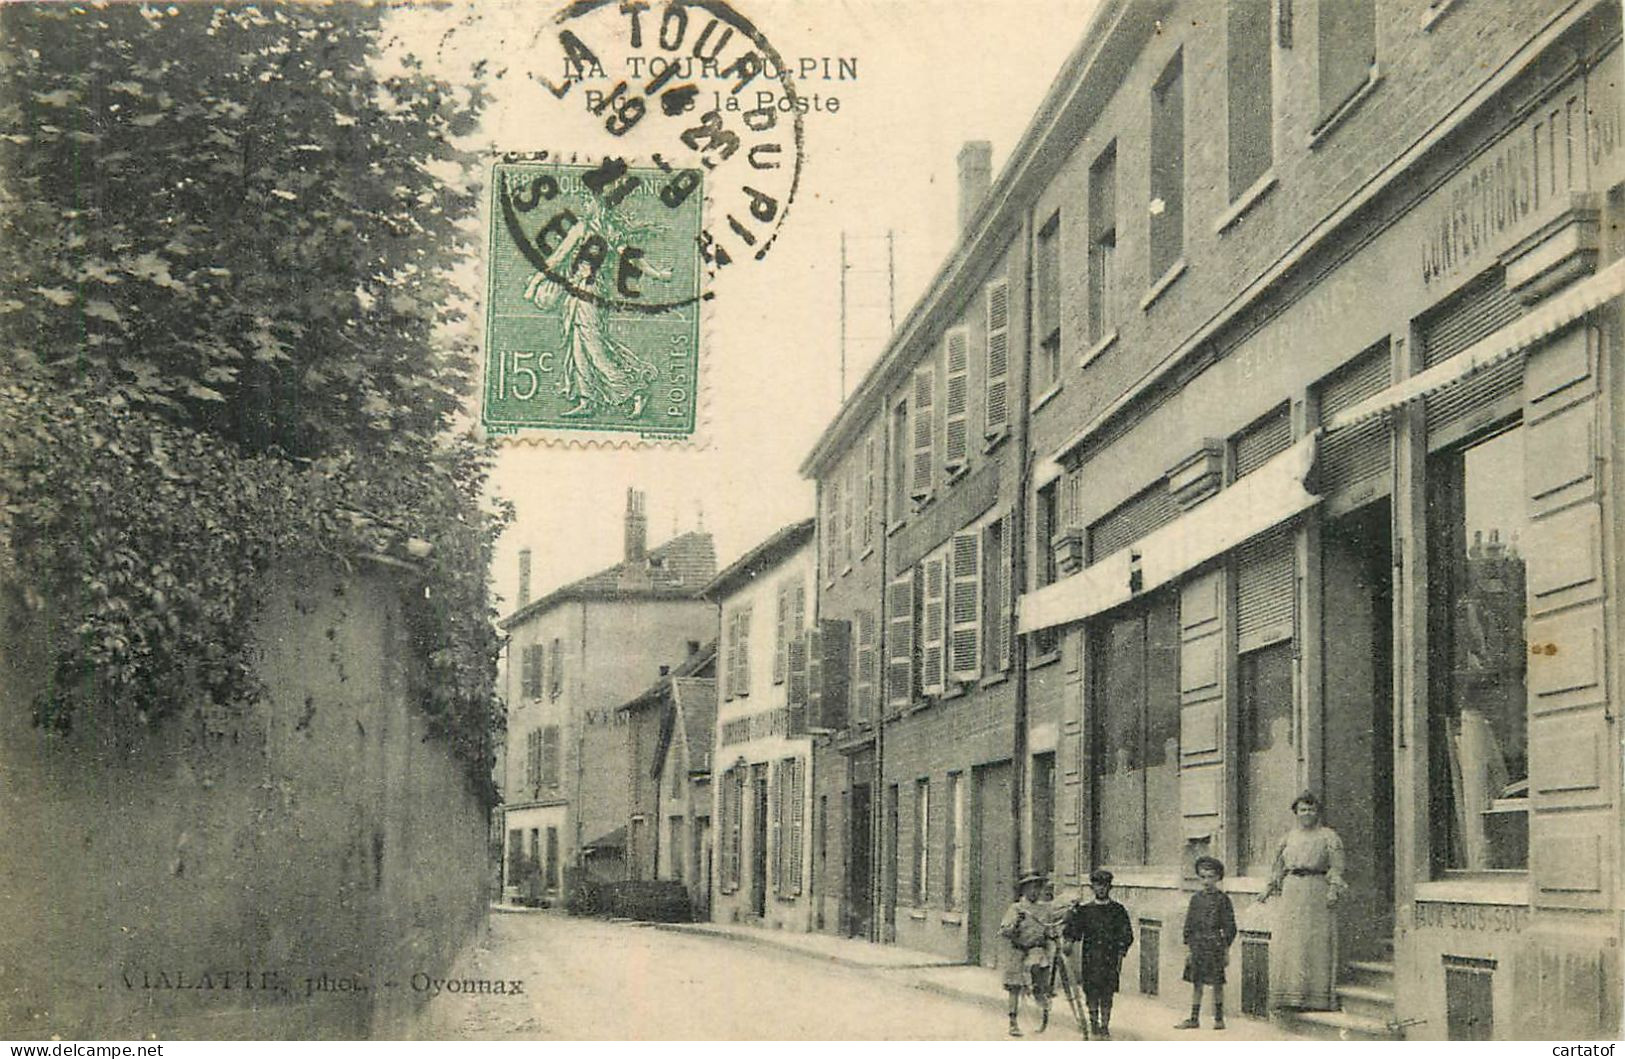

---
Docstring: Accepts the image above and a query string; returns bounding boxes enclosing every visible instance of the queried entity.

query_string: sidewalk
[656,918,1312,1041]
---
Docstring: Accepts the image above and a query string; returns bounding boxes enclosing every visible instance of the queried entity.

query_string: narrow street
[411,911,1056,1041]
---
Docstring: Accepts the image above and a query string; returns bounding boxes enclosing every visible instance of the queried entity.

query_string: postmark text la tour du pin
[483,156,703,439]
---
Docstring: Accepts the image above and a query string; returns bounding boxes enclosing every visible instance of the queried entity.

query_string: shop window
[1091,591,1181,867]
[1237,641,1295,874]
[1427,425,1529,872]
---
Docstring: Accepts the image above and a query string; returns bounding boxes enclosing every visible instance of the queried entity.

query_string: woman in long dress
[1257,790,1346,1011]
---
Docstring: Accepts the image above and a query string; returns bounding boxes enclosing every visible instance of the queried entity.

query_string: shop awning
[1018,433,1319,633]
[1325,256,1625,432]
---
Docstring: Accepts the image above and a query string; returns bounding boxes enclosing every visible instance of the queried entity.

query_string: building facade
[498,490,717,900]
[705,519,818,930]
[652,670,718,920]
[800,0,1623,1040]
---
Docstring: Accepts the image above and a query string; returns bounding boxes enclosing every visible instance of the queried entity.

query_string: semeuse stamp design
[483,155,702,438]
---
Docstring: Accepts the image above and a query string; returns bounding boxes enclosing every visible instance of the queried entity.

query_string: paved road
[409,911,1062,1040]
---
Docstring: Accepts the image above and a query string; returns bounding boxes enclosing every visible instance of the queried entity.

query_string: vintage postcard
[1,0,1622,1048]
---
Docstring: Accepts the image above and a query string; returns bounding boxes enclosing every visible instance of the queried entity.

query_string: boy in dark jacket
[1062,869,1134,1038]
[1176,855,1237,1030]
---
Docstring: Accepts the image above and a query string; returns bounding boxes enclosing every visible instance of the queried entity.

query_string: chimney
[518,548,532,606]
[624,488,648,564]
[957,140,992,234]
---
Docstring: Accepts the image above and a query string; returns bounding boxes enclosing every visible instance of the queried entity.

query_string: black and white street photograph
[2,0,1623,1046]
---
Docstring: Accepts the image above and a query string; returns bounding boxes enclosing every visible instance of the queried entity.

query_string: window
[1317,0,1375,129]
[669,816,685,882]
[1149,50,1184,279]
[982,517,1012,674]
[1036,213,1061,389]
[772,762,786,894]
[912,778,931,905]
[853,609,878,725]
[723,767,745,890]
[540,724,559,787]
[910,366,935,500]
[863,434,877,550]
[520,643,543,699]
[545,827,559,891]
[1088,144,1117,345]
[1227,0,1273,200]
[919,554,947,694]
[1031,752,1055,875]
[525,729,540,789]
[776,757,805,895]
[1428,425,1529,872]
[1034,482,1060,656]
[548,637,562,697]
[984,280,1011,437]
[773,579,805,687]
[944,328,971,470]
[843,462,856,565]
[506,829,524,885]
[891,399,910,522]
[726,607,753,699]
[945,773,965,909]
[825,479,841,581]
[886,573,916,710]
[1091,591,1181,867]
[1236,641,1294,874]
[948,531,982,682]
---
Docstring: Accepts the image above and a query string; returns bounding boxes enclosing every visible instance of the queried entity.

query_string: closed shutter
[985,280,1010,436]
[541,725,559,787]
[981,519,1004,673]
[789,758,805,895]
[1423,270,1525,446]
[853,610,877,724]
[1235,528,1295,652]
[949,531,981,681]
[921,557,947,694]
[773,763,785,893]
[774,584,790,684]
[737,605,752,694]
[549,638,562,697]
[1234,404,1291,479]
[787,634,809,705]
[945,328,970,468]
[805,623,824,726]
[817,619,852,730]
[1317,343,1392,498]
[521,645,540,698]
[911,366,935,497]
[886,573,915,709]
[1088,483,1179,562]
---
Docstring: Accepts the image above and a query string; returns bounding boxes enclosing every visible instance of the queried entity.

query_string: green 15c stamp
[483,156,703,441]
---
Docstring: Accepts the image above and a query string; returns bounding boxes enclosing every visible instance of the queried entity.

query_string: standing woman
[1257,791,1346,1011]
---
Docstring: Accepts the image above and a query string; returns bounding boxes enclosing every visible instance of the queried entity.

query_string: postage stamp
[482,154,704,440]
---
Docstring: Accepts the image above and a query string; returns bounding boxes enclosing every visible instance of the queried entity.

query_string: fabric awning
[1325,256,1625,432]
[1018,432,1319,633]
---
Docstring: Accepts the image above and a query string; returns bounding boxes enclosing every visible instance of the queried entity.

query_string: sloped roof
[674,677,717,772]
[501,531,717,628]
[617,641,718,716]
[701,518,815,601]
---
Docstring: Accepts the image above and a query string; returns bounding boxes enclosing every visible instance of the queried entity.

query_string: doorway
[1322,500,1396,958]
[751,764,769,917]
[847,783,873,938]
[883,784,899,941]
[968,760,1013,967]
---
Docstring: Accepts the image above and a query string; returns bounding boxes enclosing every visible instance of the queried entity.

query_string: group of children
[998,855,1238,1038]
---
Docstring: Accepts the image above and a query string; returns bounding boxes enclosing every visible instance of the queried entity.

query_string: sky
[399,0,1102,613]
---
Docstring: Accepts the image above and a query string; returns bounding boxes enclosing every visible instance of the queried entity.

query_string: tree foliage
[0,3,506,800]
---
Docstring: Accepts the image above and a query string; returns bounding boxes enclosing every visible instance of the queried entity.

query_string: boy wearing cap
[1177,855,1237,1030]
[1062,869,1134,1038]
[998,871,1057,1036]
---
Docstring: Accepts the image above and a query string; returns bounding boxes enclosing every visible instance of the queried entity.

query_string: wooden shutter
[911,366,935,498]
[920,556,946,694]
[789,758,805,895]
[985,279,1010,436]
[791,579,807,634]
[774,584,790,684]
[542,725,559,787]
[787,634,809,706]
[944,328,970,468]
[737,605,752,694]
[520,645,539,698]
[1317,343,1391,498]
[816,618,852,730]
[1235,527,1295,652]
[805,622,824,727]
[886,573,915,709]
[864,435,877,549]
[854,610,878,724]
[773,763,785,893]
[949,531,981,681]
[1423,270,1525,445]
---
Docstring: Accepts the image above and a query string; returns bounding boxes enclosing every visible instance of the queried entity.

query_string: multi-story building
[703,519,818,929]
[802,143,1030,962]
[618,643,716,888]
[497,490,716,900]
[802,0,1624,1040]
[648,655,719,919]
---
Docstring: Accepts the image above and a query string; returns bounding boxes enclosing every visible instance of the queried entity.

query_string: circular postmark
[499,0,805,313]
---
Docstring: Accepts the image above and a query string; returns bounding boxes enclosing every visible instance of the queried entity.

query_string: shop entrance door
[1322,500,1396,958]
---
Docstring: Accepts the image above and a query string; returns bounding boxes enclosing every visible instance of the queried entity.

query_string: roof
[701,518,816,601]
[500,531,717,628]
[581,825,626,853]
[651,677,718,780]
[800,0,1148,477]
[617,641,718,715]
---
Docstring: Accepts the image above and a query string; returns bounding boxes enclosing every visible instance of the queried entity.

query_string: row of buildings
[498,0,1625,1040]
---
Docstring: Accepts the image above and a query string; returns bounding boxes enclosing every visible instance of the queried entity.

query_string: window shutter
[737,606,752,695]
[791,579,807,632]
[817,618,852,729]
[985,280,1010,436]
[1317,343,1392,498]
[853,610,878,724]
[549,639,562,697]
[789,759,805,895]
[520,645,537,698]
[1234,404,1292,479]
[773,763,785,893]
[1422,272,1525,443]
[787,633,809,706]
[921,556,947,694]
[806,623,824,728]
[542,726,559,787]
[911,366,935,498]
[886,574,915,709]
[774,584,789,684]
[1236,528,1296,652]
[864,436,877,549]
[944,328,970,468]
[950,531,981,681]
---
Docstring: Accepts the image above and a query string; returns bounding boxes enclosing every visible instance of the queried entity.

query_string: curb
[651,922,963,973]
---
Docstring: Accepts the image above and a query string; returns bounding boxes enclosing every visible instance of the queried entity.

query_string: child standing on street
[1176,856,1237,1031]
[1062,869,1134,1038]
[999,871,1057,1036]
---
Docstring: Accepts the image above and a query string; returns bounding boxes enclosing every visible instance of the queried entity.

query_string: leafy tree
[0,3,506,798]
